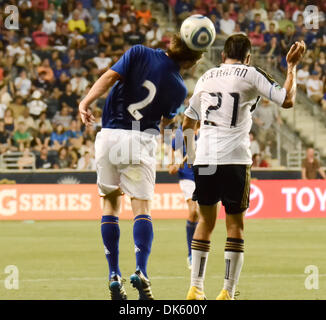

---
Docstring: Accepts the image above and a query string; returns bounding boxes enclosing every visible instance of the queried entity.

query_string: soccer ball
[180,14,216,51]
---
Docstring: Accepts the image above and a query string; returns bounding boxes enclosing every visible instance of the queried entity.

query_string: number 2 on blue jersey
[127,80,156,120]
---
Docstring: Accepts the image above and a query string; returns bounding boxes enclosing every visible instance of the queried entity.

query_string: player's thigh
[119,161,156,201]
[95,130,121,196]
[102,189,123,216]
[193,165,221,206]
[118,132,157,201]
[130,198,151,216]
[221,165,251,215]
[179,179,196,201]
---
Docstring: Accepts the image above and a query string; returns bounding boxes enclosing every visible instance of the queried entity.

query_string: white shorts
[179,179,196,201]
[95,128,157,200]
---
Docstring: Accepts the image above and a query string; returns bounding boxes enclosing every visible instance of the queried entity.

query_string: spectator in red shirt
[32,24,49,49]
[284,0,298,18]
[252,153,269,168]
[228,3,238,21]
[32,0,48,11]
[249,25,264,47]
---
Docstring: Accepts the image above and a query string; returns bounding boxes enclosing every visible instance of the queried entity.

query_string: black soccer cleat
[109,275,127,300]
[130,270,154,300]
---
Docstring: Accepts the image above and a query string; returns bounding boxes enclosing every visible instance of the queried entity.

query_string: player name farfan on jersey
[201,65,248,81]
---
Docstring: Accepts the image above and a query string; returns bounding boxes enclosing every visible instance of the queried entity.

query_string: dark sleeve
[171,137,176,151]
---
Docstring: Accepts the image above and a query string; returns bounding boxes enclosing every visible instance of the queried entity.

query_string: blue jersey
[171,126,195,181]
[102,45,187,132]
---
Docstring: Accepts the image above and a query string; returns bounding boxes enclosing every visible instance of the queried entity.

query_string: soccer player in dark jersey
[79,36,202,300]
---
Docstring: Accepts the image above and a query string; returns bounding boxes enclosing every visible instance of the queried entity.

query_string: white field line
[0,274,326,283]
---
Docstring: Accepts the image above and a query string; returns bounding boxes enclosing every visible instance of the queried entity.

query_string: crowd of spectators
[0,0,326,170]
[0,0,172,170]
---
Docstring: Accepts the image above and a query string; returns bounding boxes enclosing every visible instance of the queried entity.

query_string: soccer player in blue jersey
[79,35,202,300]
[169,122,199,270]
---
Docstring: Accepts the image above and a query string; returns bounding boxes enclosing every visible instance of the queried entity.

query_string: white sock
[190,239,210,291]
[223,238,244,298]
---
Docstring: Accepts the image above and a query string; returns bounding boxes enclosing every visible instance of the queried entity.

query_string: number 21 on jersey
[205,92,240,127]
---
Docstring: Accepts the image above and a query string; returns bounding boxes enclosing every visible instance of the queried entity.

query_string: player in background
[168,120,200,270]
[79,36,202,300]
[182,34,306,300]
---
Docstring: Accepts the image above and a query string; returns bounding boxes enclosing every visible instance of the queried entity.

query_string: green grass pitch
[0,219,325,300]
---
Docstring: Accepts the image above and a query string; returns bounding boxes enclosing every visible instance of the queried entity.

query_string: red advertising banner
[0,181,326,220]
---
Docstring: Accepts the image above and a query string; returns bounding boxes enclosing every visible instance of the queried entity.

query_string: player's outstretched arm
[282,41,306,109]
[79,69,121,125]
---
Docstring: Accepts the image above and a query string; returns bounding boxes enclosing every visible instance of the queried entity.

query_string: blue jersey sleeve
[111,45,144,79]
[172,127,184,152]
[171,137,176,151]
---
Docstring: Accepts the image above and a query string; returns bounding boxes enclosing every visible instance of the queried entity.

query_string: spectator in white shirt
[91,51,112,72]
[108,8,121,26]
[100,0,113,9]
[70,72,89,96]
[271,3,284,21]
[18,0,31,7]
[77,151,96,170]
[220,12,235,37]
[121,17,131,33]
[27,90,47,118]
[249,131,260,156]
[42,14,57,35]
[306,71,324,103]
[292,4,305,22]
[250,1,267,21]
[146,20,162,47]
[14,70,32,98]
[7,41,26,57]
[0,103,7,118]
[297,63,310,91]
[76,1,92,21]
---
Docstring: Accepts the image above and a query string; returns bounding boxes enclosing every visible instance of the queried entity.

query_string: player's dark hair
[167,34,203,65]
[223,34,251,63]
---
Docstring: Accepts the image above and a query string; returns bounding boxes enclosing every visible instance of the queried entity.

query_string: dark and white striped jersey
[184,63,286,165]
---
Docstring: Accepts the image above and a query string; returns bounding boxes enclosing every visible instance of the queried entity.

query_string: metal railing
[0,152,36,170]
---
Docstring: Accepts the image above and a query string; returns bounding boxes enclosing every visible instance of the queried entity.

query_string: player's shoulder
[129,44,152,56]
[249,65,277,85]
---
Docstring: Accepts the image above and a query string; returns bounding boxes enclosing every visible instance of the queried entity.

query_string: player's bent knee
[226,212,245,238]
[130,198,151,216]
[189,210,199,222]
[101,190,123,216]
[199,215,216,231]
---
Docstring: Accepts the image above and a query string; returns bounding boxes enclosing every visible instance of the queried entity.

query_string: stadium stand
[0,0,325,171]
